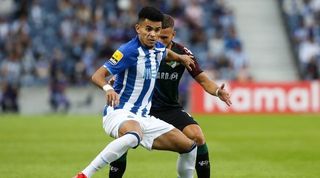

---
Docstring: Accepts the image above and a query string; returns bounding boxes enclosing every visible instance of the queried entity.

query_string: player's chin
[146,41,156,48]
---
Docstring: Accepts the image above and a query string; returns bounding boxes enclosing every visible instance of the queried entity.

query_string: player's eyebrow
[146,25,161,30]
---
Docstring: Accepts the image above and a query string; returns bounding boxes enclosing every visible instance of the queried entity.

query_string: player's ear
[135,24,140,34]
[173,30,176,38]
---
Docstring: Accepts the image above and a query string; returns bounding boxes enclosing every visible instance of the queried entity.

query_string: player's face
[159,27,175,47]
[136,19,162,48]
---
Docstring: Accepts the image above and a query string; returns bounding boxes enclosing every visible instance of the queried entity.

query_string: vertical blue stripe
[116,66,137,109]
[130,50,152,114]
[103,105,108,116]
[113,72,125,94]
[141,50,162,116]
[130,77,151,114]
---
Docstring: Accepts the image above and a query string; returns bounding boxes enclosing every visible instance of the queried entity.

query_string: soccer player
[109,14,232,178]
[73,7,199,178]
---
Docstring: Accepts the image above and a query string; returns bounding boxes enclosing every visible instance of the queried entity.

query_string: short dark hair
[138,6,164,22]
[162,14,175,29]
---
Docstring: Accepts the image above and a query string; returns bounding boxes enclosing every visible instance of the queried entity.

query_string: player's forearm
[166,49,181,62]
[91,66,111,90]
[195,73,220,96]
[202,81,219,96]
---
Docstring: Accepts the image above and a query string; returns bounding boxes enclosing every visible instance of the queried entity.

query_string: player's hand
[179,54,195,71]
[105,89,119,107]
[217,83,232,107]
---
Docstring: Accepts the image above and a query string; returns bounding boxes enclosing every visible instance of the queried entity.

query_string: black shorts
[150,108,198,131]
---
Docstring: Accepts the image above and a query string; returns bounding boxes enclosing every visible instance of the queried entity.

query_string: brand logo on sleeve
[109,50,123,65]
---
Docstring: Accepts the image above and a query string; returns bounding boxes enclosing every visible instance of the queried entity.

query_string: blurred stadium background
[0,0,319,114]
[0,0,320,178]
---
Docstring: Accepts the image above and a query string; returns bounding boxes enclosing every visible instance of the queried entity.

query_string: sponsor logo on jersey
[166,61,180,68]
[157,72,179,81]
[109,50,123,65]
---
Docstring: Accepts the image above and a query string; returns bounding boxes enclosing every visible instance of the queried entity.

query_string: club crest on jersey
[166,61,180,68]
[109,50,123,65]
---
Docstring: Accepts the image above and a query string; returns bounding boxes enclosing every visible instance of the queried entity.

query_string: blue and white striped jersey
[103,36,166,116]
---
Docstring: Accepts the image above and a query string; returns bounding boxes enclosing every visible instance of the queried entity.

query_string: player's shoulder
[108,37,140,65]
[118,36,140,55]
[155,41,166,51]
[172,41,193,56]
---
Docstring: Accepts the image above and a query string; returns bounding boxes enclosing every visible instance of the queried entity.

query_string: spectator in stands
[282,0,320,79]
[298,32,320,78]
[49,48,70,112]
[0,81,19,113]
[305,56,319,79]
[0,0,249,111]
[226,41,248,73]
[49,71,70,113]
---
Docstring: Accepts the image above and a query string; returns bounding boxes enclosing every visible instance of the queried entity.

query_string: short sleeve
[182,46,203,78]
[103,45,137,75]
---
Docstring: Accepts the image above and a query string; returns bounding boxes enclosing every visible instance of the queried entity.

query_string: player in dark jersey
[109,14,232,178]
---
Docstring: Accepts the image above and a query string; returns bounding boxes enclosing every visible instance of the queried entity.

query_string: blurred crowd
[282,0,320,80]
[0,0,249,113]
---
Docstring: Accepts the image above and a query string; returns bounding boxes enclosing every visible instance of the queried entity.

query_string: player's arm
[91,66,119,107]
[166,49,195,71]
[195,72,232,106]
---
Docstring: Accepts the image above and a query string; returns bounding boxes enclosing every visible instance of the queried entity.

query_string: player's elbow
[91,71,101,85]
[91,73,97,83]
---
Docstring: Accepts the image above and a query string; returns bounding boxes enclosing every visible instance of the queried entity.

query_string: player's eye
[155,28,161,33]
[146,27,152,32]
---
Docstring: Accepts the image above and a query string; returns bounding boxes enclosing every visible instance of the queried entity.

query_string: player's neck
[138,36,155,49]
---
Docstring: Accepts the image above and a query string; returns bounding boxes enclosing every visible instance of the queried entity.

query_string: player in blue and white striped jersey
[103,35,166,117]
[74,6,197,178]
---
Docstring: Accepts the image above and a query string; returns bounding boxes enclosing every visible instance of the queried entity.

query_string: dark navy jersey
[151,41,203,110]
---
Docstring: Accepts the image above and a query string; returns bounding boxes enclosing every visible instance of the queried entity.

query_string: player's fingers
[191,63,196,70]
[106,93,112,106]
[190,60,195,69]
[115,94,120,106]
[187,65,192,71]
[226,94,232,106]
[109,92,119,107]
[227,99,232,106]
[109,94,114,106]
[111,93,116,107]
[108,92,115,106]
[187,59,196,71]
[110,94,114,107]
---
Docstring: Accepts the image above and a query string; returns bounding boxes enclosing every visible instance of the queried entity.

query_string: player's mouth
[148,39,156,43]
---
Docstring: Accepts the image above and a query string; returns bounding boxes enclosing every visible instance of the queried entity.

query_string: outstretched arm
[91,66,119,107]
[195,72,232,106]
[166,49,195,71]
